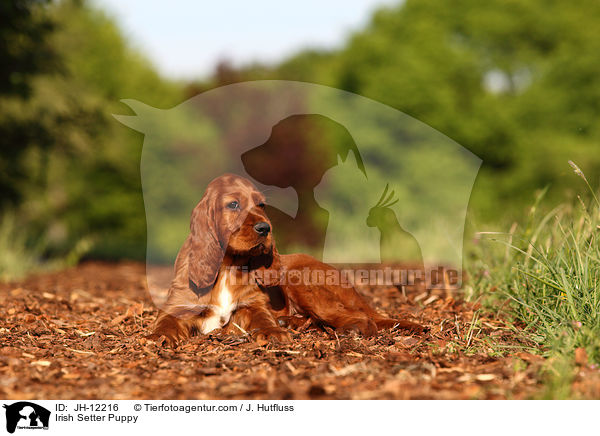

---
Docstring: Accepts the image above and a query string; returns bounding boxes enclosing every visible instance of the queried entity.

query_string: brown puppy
[150,174,424,344]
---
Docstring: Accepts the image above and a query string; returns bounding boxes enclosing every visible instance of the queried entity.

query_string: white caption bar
[0,400,596,436]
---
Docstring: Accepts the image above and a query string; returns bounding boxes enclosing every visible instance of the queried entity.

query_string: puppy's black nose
[254,222,270,236]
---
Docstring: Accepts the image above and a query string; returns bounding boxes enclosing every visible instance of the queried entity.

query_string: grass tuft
[473,161,600,397]
[0,212,93,281]
[0,212,46,281]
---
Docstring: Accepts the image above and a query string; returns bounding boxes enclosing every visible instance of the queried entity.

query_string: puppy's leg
[227,304,290,342]
[284,282,425,336]
[282,284,378,336]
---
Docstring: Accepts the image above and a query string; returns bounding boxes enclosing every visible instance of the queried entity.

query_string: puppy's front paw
[147,330,181,347]
[148,315,189,346]
[253,326,291,343]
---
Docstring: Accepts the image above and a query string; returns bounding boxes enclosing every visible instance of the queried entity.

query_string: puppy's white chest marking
[200,278,237,334]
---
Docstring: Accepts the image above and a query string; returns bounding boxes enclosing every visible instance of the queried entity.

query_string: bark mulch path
[0,261,588,400]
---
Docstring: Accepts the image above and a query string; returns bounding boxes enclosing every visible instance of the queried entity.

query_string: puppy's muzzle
[253,221,271,236]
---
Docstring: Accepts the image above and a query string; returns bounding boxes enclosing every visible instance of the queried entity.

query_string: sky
[94,0,398,79]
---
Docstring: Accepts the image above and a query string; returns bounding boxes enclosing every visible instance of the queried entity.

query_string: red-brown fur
[150,174,424,345]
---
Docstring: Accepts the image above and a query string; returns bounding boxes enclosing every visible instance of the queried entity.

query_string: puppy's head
[188,174,278,290]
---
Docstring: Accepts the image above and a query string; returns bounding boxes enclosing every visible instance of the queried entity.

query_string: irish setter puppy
[150,174,424,345]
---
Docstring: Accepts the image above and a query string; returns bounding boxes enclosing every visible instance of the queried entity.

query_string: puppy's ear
[188,195,224,291]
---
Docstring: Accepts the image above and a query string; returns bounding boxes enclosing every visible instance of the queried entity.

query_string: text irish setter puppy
[150,174,424,344]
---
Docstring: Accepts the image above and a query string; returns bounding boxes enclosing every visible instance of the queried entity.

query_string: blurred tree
[4,0,600,268]
[0,0,55,98]
[1,0,182,261]
[272,0,600,220]
[38,0,182,259]
[0,0,57,205]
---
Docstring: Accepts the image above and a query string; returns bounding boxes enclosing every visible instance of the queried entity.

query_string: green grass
[0,213,46,281]
[0,212,93,281]
[472,161,600,398]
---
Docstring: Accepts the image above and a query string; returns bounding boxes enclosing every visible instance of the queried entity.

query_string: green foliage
[38,0,183,260]
[276,0,600,222]
[0,0,184,266]
[0,0,57,205]
[0,0,56,98]
[2,0,600,277]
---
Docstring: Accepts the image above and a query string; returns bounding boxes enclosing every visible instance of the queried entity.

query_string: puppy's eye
[226,201,240,210]
[257,202,265,209]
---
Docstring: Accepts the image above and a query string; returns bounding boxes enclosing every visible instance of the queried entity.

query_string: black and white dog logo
[3,402,50,433]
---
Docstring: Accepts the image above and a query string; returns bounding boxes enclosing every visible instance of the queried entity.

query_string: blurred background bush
[1,0,599,278]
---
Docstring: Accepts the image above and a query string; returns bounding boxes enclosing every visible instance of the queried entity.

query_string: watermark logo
[227,265,459,289]
[3,402,50,434]
[114,80,480,306]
